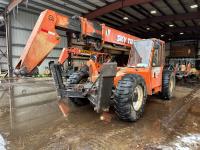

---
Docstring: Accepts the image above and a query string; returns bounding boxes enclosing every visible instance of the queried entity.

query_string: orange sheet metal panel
[103,26,141,47]
[114,67,152,95]
[16,10,70,73]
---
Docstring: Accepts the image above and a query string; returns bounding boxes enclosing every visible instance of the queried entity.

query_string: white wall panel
[11,10,38,30]
[11,28,30,45]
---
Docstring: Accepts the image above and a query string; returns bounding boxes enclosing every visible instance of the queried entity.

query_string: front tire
[161,70,175,100]
[114,74,147,122]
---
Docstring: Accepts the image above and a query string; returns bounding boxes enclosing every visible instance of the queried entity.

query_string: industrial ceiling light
[161,34,164,37]
[190,4,198,9]
[150,10,157,14]
[123,16,129,20]
[169,38,171,41]
[169,24,174,27]
[180,32,184,35]
[146,27,150,30]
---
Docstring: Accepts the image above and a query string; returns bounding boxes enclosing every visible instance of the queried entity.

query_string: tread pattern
[114,74,147,122]
[68,65,89,84]
[161,69,175,100]
[68,65,89,105]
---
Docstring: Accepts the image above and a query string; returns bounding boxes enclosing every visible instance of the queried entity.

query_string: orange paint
[15,9,141,74]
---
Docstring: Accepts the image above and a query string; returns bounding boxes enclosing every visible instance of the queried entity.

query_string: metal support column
[5,13,13,77]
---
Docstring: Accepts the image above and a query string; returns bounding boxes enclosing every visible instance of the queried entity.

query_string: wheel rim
[132,85,144,111]
[169,76,174,95]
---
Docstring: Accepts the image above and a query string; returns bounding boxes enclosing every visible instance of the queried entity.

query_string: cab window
[152,43,161,67]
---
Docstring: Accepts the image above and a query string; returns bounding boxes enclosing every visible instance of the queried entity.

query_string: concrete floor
[0,78,200,150]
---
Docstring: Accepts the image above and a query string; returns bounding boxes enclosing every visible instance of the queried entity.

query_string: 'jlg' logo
[48,15,54,21]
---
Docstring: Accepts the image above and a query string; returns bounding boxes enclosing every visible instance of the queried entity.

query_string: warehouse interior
[0,0,200,149]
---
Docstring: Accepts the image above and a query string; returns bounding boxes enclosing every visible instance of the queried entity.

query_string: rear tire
[114,74,147,122]
[161,70,175,100]
[68,65,89,106]
[68,65,89,84]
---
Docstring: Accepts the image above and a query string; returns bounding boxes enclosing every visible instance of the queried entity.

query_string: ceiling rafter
[163,0,187,27]
[41,0,84,14]
[164,34,200,41]
[146,26,200,36]
[122,11,200,30]
[29,0,73,16]
[80,0,132,31]
[149,2,171,28]
[119,9,140,21]
[96,17,120,27]
[83,0,146,33]
[145,26,200,41]
[130,6,158,30]
[61,0,91,11]
[151,1,180,27]
[163,0,176,14]
[136,4,166,29]
[84,0,97,8]
[98,0,110,4]
[115,9,150,33]
[84,0,158,19]
[177,0,196,26]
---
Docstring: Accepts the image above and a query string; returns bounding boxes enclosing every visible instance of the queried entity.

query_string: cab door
[151,42,163,91]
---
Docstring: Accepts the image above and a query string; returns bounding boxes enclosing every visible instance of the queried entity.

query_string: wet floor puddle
[0,78,199,149]
[0,134,6,150]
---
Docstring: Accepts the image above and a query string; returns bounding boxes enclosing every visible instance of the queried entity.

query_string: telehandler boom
[15,9,140,75]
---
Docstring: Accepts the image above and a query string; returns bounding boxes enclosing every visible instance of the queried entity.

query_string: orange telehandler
[15,9,175,122]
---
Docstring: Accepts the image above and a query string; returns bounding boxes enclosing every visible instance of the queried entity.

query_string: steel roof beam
[145,26,200,37]
[84,0,158,19]
[135,5,166,29]
[177,0,194,26]
[61,0,91,11]
[154,0,179,27]
[163,0,177,14]
[6,0,25,13]
[122,11,200,30]
[29,0,73,16]
[165,34,200,41]
[41,0,84,14]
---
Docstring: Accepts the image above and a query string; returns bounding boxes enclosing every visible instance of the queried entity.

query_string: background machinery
[15,9,175,122]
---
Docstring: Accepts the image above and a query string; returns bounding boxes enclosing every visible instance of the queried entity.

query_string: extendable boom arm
[15,9,140,75]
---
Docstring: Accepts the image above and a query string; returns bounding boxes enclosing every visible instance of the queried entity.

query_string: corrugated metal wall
[11,10,67,73]
[0,37,7,72]
[197,40,200,57]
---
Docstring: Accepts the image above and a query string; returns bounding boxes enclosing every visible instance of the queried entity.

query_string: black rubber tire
[68,65,89,84]
[114,74,147,122]
[68,65,89,106]
[161,69,176,100]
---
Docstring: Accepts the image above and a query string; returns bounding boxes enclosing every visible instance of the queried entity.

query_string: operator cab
[128,39,165,68]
